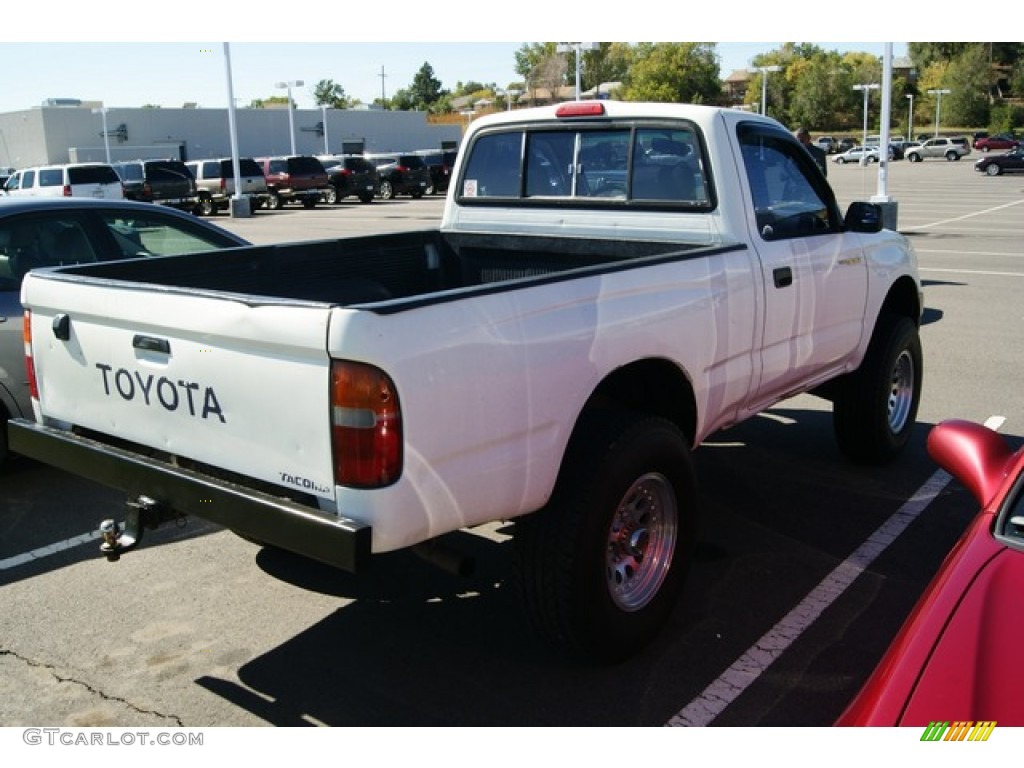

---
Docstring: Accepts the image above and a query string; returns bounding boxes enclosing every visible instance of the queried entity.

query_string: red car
[837,419,1024,726]
[973,134,1020,152]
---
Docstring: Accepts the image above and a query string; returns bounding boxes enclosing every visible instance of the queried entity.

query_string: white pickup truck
[10,102,923,661]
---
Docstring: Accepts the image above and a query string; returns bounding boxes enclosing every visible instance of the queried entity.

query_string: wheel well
[580,359,697,446]
[880,275,922,327]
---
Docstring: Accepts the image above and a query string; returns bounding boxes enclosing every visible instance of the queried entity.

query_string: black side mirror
[844,201,882,233]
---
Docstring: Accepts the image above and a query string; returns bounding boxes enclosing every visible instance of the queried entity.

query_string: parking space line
[0,530,96,571]
[666,415,1005,727]
[903,199,1024,230]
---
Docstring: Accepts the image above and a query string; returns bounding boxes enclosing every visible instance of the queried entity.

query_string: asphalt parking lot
[1,156,1022,727]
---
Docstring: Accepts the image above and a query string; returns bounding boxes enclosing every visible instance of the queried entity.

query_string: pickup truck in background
[10,102,923,661]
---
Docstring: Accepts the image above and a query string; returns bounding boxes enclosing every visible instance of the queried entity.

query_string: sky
[3,6,923,114]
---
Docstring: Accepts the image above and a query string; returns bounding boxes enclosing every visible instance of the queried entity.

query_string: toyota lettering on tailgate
[95,363,226,422]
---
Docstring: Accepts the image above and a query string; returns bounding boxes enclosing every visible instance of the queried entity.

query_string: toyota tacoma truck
[9,102,923,661]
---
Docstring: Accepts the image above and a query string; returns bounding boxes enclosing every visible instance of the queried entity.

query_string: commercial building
[0,101,462,170]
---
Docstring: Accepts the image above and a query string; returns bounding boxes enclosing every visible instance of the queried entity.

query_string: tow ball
[99,496,181,561]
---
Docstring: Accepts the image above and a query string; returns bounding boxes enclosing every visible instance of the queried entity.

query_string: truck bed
[42,229,725,310]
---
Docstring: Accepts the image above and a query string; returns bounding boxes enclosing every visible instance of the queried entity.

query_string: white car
[3,163,124,199]
[833,146,880,164]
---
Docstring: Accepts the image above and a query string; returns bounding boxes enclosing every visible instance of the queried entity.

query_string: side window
[5,173,21,192]
[23,170,36,189]
[0,213,97,285]
[38,169,63,188]
[99,212,236,258]
[739,124,833,241]
[461,131,523,197]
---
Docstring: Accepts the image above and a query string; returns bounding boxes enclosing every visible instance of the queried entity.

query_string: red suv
[256,156,330,209]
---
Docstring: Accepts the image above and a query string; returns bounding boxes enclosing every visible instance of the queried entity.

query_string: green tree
[408,62,447,111]
[622,43,720,104]
[312,79,350,109]
[943,45,992,127]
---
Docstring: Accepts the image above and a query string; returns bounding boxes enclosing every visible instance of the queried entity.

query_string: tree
[408,62,447,112]
[623,43,721,105]
[943,45,992,127]
[313,79,350,109]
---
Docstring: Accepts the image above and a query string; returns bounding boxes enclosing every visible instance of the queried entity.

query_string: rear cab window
[69,165,120,185]
[457,121,712,208]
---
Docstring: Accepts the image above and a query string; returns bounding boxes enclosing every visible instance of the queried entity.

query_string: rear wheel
[267,192,283,210]
[513,412,697,662]
[379,180,394,200]
[324,186,339,205]
[833,314,922,464]
[946,151,958,161]
[196,194,216,217]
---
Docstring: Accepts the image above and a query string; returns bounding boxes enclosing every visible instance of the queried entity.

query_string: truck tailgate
[26,274,337,499]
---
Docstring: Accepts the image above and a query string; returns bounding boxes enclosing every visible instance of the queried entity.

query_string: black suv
[113,159,198,211]
[416,149,458,195]
[318,155,380,204]
[365,153,432,200]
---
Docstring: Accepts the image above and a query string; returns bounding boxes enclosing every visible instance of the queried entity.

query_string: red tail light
[331,360,402,488]
[23,311,38,400]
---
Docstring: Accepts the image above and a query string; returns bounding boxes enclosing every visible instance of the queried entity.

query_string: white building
[0,102,462,169]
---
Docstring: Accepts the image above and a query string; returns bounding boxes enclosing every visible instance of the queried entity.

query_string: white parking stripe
[666,415,1006,726]
[0,530,97,571]
[903,199,1024,230]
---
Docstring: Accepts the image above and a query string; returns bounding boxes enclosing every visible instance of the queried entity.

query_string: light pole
[927,88,951,137]
[92,106,111,163]
[852,83,880,148]
[557,42,599,100]
[320,104,330,155]
[906,94,914,141]
[275,80,304,155]
[757,65,781,116]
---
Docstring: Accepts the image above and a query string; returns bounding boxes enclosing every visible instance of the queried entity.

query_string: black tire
[268,192,283,210]
[513,411,697,662]
[833,313,922,464]
[324,186,339,205]
[985,164,1001,177]
[379,180,394,200]
[838,157,847,164]
[945,151,957,161]
[197,194,216,217]
[908,153,920,163]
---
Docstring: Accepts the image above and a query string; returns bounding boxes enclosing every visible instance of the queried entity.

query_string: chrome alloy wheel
[888,349,916,434]
[606,472,678,612]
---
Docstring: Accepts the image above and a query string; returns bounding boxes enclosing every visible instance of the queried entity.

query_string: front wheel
[267,192,283,210]
[908,153,920,163]
[946,151,958,161]
[833,314,922,464]
[513,412,697,662]
[985,164,1001,176]
[324,186,339,205]
[379,180,394,200]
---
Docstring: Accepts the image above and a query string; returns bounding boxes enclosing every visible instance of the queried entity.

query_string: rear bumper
[8,419,372,572]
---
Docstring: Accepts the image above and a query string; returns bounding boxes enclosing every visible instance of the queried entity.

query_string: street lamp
[927,88,951,137]
[274,80,304,155]
[557,42,599,100]
[852,83,880,148]
[92,106,111,163]
[906,94,914,141]
[320,104,330,155]
[757,65,781,116]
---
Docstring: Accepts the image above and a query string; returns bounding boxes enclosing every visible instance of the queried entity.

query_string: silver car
[0,198,248,461]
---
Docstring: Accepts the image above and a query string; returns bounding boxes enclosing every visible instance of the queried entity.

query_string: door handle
[773,266,793,288]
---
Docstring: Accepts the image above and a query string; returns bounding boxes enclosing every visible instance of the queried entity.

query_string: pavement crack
[1,648,185,726]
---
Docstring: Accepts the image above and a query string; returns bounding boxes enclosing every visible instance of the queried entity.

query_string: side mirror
[844,201,882,233]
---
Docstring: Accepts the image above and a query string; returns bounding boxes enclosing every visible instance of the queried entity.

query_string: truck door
[737,123,869,406]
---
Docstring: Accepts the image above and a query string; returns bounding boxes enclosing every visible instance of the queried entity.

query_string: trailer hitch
[99,496,183,561]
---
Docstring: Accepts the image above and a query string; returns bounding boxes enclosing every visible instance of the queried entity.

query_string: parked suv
[904,137,970,162]
[256,156,330,209]
[415,149,459,194]
[317,155,379,204]
[3,163,124,199]
[187,157,269,215]
[113,160,198,211]
[365,153,432,200]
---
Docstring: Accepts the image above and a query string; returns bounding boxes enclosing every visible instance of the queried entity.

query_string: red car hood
[838,511,1024,725]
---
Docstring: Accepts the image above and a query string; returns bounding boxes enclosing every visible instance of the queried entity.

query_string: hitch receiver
[99,496,180,561]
